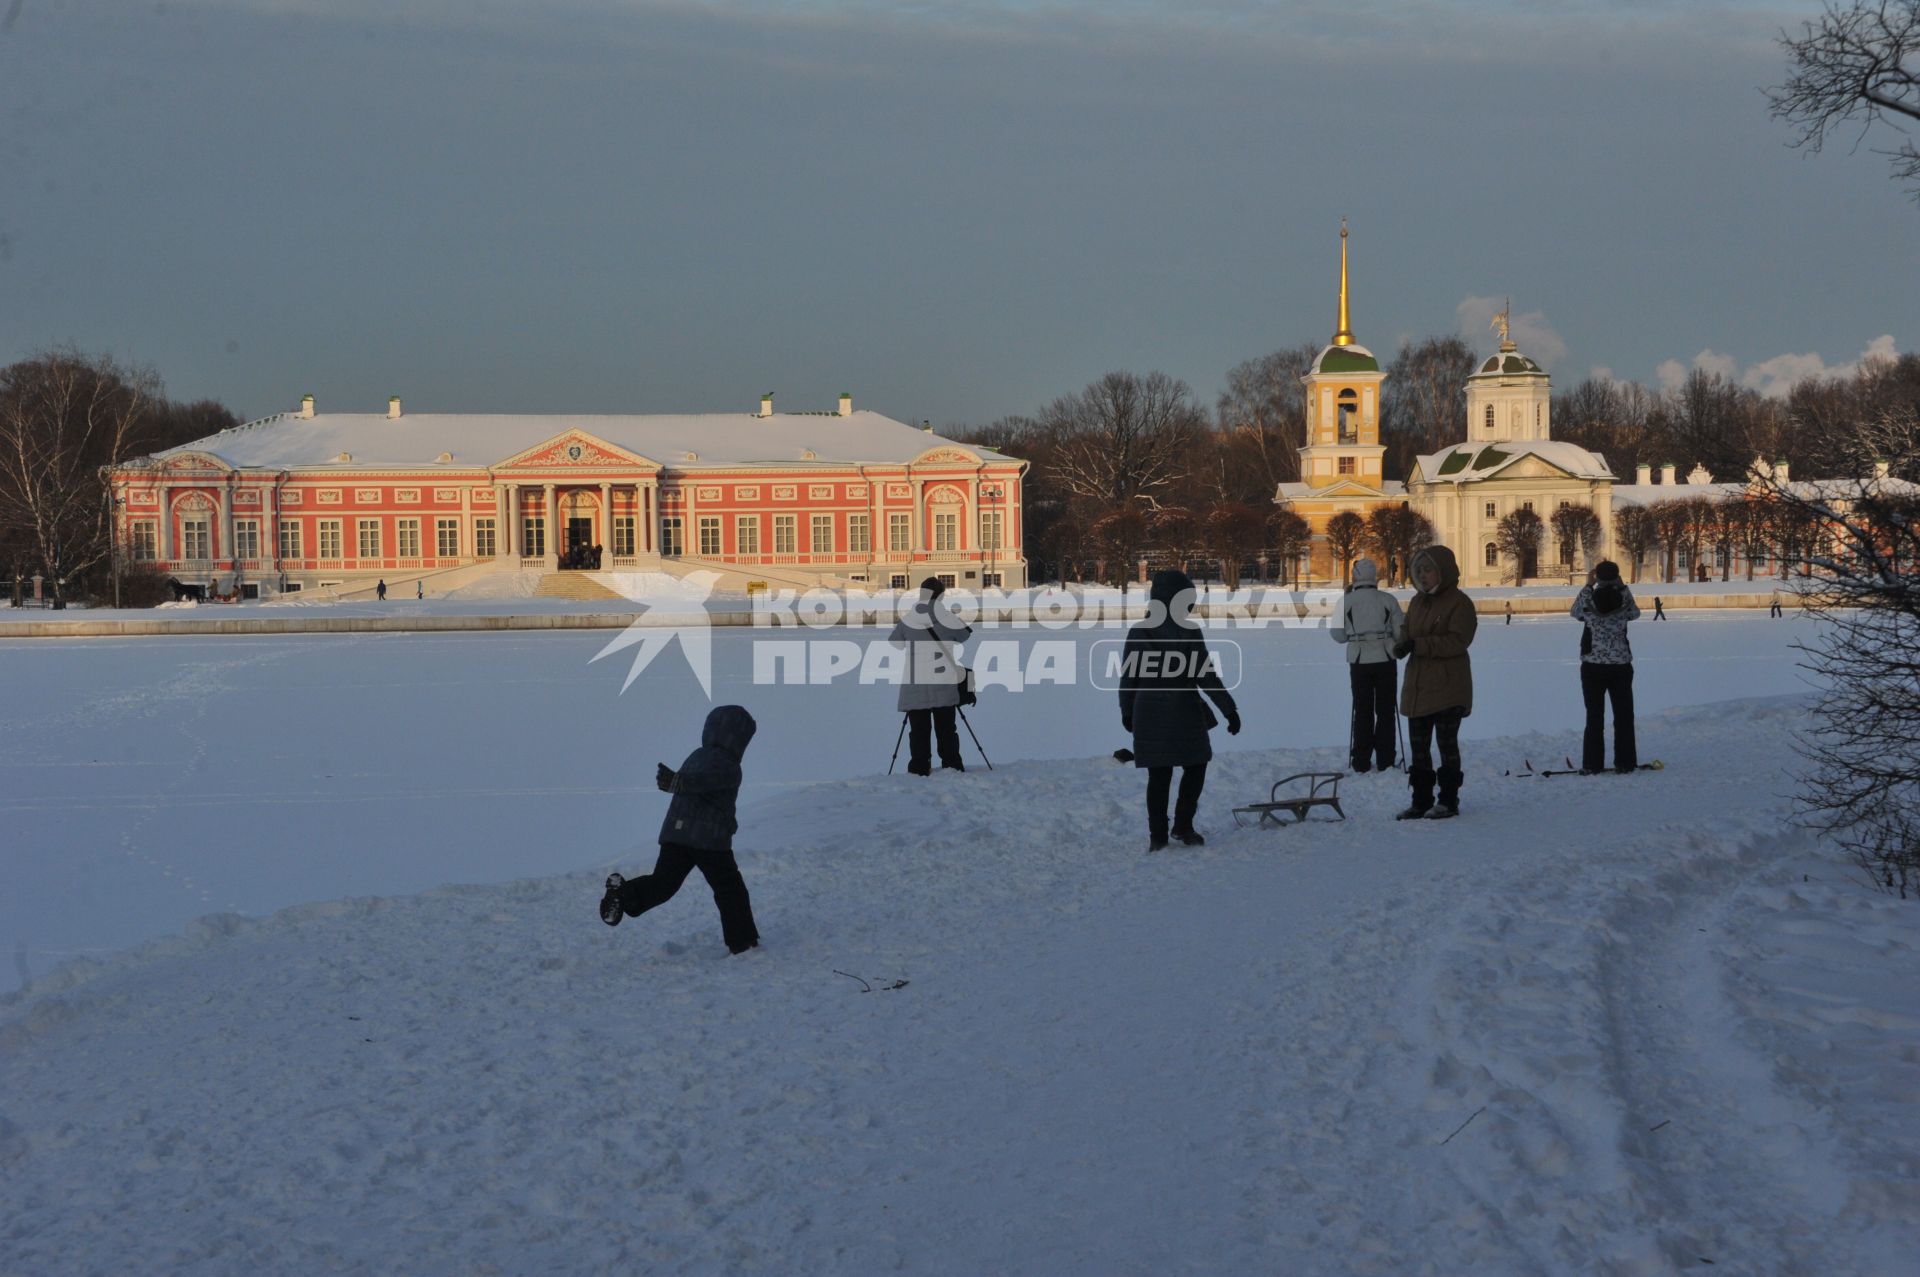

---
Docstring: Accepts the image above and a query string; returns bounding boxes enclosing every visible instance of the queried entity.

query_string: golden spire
[1332,218,1355,347]
[1492,296,1516,351]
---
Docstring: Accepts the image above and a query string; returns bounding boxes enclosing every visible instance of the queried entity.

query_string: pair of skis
[1505,757,1666,778]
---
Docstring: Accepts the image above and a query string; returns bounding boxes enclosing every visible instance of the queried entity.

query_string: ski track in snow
[3,697,1918,1273]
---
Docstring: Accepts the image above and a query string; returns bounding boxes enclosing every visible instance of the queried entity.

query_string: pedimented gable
[156,451,232,473]
[496,429,660,472]
[913,446,982,466]
[1494,455,1581,481]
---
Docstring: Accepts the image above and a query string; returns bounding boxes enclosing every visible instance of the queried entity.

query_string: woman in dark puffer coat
[1118,570,1241,851]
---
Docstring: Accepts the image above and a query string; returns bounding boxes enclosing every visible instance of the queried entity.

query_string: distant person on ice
[1653,595,1666,620]
[1572,560,1640,774]
[599,705,761,955]
[376,578,387,601]
[889,577,972,775]
[1329,556,1403,773]
[1393,545,1476,820]
[1119,569,1240,851]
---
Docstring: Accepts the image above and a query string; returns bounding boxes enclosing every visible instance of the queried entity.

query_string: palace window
[613,516,634,557]
[848,513,871,554]
[1484,542,1499,567]
[1338,457,1356,475]
[474,519,496,558]
[131,521,157,561]
[182,518,211,561]
[811,515,834,554]
[1522,500,1534,512]
[397,519,422,558]
[773,515,797,554]
[1560,540,1574,566]
[979,510,1003,552]
[889,512,911,554]
[982,572,1003,588]
[736,516,760,556]
[357,519,381,560]
[234,519,260,561]
[1484,404,1495,435]
[279,520,300,561]
[890,573,910,590]
[319,520,343,560]
[697,516,720,557]
[662,517,685,557]
[933,511,959,552]
[523,517,545,558]
[1484,501,1496,519]
[436,518,459,557]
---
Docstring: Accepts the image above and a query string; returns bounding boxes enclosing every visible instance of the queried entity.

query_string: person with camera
[888,577,972,775]
[1571,560,1641,774]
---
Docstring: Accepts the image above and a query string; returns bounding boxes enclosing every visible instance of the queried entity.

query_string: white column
[219,482,235,567]
[157,485,172,562]
[542,482,557,567]
[600,481,613,555]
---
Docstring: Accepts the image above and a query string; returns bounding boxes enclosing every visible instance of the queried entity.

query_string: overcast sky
[1,1,1913,428]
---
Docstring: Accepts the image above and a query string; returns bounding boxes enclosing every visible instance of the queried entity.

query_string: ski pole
[887,714,908,775]
[1396,711,1409,774]
[956,707,994,770]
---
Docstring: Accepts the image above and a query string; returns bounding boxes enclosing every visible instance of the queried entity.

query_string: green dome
[1311,344,1380,375]
[1474,352,1545,376]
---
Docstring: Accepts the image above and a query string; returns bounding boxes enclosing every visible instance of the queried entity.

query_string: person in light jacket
[1393,544,1476,820]
[1571,560,1641,773]
[1329,556,1405,773]
[888,577,972,775]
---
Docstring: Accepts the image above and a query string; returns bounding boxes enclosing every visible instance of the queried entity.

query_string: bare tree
[1648,498,1694,583]
[1769,0,1920,200]
[1043,371,1205,510]
[1493,507,1546,583]
[1215,343,1318,490]
[1762,409,1920,893]
[1203,501,1268,588]
[1092,504,1150,587]
[1365,503,1435,585]
[1267,507,1312,587]
[1381,336,1478,479]
[0,349,162,604]
[1325,511,1367,585]
[1613,505,1659,583]
[1549,503,1604,574]
[1150,505,1201,575]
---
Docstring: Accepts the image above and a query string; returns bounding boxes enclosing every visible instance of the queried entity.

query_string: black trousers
[1407,708,1465,808]
[618,841,760,953]
[1348,662,1397,771]
[1580,663,1637,771]
[1146,763,1207,838]
[907,706,962,773]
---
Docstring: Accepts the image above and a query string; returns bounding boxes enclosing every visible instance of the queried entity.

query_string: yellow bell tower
[1298,220,1388,492]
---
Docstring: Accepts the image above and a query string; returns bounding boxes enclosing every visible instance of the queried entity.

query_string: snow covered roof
[151,411,1019,472]
[1274,480,1408,502]
[1412,440,1613,484]
[1610,482,1745,508]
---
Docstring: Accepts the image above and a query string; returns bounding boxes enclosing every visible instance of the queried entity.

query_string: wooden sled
[1232,772,1347,828]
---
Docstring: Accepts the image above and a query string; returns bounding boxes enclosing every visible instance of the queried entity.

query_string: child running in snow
[600,705,761,954]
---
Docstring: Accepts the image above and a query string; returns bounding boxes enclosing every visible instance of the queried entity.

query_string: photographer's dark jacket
[1571,582,1641,665]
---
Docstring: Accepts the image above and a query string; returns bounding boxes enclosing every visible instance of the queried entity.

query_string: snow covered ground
[3,614,1916,1273]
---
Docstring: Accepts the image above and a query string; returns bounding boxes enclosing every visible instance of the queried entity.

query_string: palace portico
[111,395,1028,597]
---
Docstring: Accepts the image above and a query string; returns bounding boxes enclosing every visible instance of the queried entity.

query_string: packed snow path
[4,696,1916,1274]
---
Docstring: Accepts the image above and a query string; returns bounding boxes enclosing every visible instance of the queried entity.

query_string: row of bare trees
[0,348,237,603]
[959,339,1920,588]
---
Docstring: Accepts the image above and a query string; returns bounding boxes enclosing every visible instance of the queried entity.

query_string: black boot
[1428,766,1463,819]
[599,872,626,927]
[1170,826,1205,846]
[1396,768,1434,820]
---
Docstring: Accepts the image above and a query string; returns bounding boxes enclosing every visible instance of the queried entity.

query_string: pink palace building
[109,393,1028,598]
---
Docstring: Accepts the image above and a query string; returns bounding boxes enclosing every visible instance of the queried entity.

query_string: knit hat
[1595,560,1621,583]
[1350,557,1378,587]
